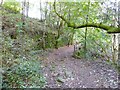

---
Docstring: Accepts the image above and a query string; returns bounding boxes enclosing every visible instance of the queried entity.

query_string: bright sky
[2,0,119,19]
[25,0,119,19]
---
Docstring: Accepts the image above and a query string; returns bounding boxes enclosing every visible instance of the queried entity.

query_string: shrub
[2,0,21,14]
[2,59,46,88]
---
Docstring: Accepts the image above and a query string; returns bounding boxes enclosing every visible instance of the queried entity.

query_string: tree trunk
[115,34,119,90]
[117,1,120,88]
[26,0,29,17]
[118,34,120,61]
[117,0,120,77]
[22,0,26,31]
[0,9,2,88]
[70,31,74,45]
[84,1,90,58]
[0,0,3,6]
[55,3,62,49]
[112,34,119,62]
[42,31,45,50]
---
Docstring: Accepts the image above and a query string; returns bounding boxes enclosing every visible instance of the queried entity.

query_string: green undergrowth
[2,36,46,88]
[1,11,72,88]
[2,13,49,87]
[2,12,71,50]
[3,58,46,88]
[2,47,47,88]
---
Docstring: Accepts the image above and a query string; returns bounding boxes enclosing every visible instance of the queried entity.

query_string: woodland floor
[40,45,118,88]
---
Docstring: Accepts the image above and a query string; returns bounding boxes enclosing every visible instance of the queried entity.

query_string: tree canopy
[53,1,120,33]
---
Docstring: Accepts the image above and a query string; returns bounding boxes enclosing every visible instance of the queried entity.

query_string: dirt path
[41,45,118,88]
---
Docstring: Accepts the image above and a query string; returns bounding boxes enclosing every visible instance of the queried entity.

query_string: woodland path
[41,45,118,88]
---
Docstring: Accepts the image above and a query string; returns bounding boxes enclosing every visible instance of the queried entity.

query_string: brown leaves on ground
[40,45,118,88]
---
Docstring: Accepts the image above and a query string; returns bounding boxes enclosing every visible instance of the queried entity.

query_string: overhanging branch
[53,1,120,33]
[53,1,70,25]
[68,23,110,30]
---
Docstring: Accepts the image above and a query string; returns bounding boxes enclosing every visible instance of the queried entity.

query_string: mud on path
[40,45,118,88]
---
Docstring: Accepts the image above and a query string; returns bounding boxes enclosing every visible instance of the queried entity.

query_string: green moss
[108,27,120,33]
[54,1,120,34]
